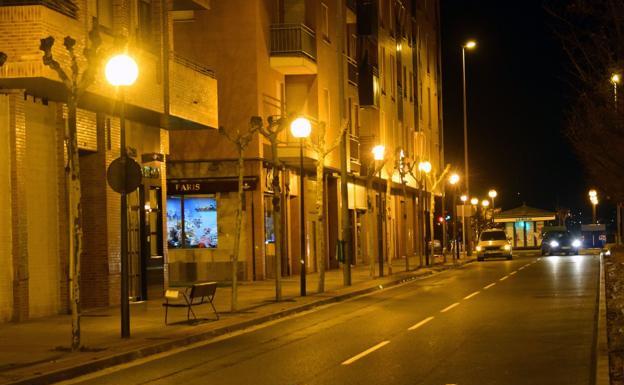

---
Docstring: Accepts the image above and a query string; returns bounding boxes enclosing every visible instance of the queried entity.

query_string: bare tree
[307,121,347,293]
[426,165,451,261]
[39,24,103,350]
[256,116,288,301]
[219,119,258,311]
[365,158,386,277]
[547,0,624,201]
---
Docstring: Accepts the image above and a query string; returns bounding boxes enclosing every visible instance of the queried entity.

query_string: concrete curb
[5,261,472,385]
[595,253,610,385]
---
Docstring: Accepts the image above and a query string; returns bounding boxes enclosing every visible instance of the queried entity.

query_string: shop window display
[167,195,218,248]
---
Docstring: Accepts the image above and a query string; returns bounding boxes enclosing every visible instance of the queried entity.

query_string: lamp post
[488,189,497,210]
[419,161,432,265]
[291,117,312,296]
[372,145,385,276]
[105,53,138,339]
[462,40,476,256]
[470,197,479,246]
[589,189,598,224]
[460,194,468,256]
[449,173,460,262]
[611,74,620,111]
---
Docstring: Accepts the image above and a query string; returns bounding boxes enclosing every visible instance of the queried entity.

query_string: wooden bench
[163,282,219,324]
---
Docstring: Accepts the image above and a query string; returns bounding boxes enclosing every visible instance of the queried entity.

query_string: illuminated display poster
[166,196,218,248]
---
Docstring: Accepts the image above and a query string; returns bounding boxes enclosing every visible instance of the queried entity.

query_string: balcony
[2,0,77,18]
[169,53,218,129]
[358,64,380,108]
[270,24,317,75]
[347,57,358,86]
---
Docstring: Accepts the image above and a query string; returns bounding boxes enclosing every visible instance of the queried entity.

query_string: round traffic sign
[107,157,142,194]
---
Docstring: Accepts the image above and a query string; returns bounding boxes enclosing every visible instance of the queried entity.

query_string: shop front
[494,204,556,249]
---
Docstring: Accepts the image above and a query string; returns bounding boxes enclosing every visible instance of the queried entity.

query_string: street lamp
[611,73,620,111]
[462,40,476,257]
[291,117,312,296]
[105,53,138,339]
[419,161,432,265]
[449,173,460,261]
[589,189,598,224]
[460,194,468,256]
[488,189,497,209]
[372,145,385,276]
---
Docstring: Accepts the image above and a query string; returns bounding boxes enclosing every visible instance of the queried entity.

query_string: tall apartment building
[0,0,218,322]
[166,0,444,282]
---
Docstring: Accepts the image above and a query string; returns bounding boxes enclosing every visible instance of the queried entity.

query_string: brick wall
[0,95,14,322]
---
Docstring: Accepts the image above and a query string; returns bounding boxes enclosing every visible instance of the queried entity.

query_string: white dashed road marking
[342,341,390,365]
[484,282,496,290]
[509,271,517,275]
[408,316,435,331]
[441,302,460,313]
[499,276,508,281]
[463,291,480,300]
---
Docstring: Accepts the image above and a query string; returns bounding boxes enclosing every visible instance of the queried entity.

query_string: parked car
[541,231,581,256]
[475,229,513,261]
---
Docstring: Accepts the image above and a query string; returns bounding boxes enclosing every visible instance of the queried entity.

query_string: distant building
[0,0,218,322]
[494,204,556,248]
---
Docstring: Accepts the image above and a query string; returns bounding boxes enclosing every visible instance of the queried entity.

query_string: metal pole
[614,82,618,112]
[461,204,466,256]
[120,90,130,338]
[299,139,306,296]
[378,165,384,277]
[453,190,458,262]
[424,176,429,266]
[462,47,472,256]
[592,203,597,224]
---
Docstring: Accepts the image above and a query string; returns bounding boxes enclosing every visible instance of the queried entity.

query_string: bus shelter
[494,204,557,249]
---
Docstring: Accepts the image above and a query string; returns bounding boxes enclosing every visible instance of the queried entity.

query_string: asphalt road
[63,253,600,385]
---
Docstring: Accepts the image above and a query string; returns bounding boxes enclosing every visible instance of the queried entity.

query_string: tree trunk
[271,141,282,301]
[385,169,392,275]
[67,96,82,351]
[429,190,435,262]
[231,148,244,312]
[402,181,409,271]
[315,160,326,293]
[366,176,376,277]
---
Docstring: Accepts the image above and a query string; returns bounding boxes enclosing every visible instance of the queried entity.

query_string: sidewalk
[0,255,471,385]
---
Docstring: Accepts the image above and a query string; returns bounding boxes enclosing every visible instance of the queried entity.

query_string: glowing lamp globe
[488,189,498,199]
[481,200,490,208]
[418,161,432,174]
[449,173,460,185]
[372,145,385,161]
[465,40,477,49]
[470,198,479,205]
[290,117,312,138]
[105,54,138,86]
[460,195,468,202]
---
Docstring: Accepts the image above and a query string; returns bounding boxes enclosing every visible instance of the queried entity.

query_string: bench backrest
[190,282,217,298]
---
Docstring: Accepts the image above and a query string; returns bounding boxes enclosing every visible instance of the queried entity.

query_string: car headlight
[572,239,581,248]
[503,244,511,251]
[476,245,482,252]
[550,240,559,248]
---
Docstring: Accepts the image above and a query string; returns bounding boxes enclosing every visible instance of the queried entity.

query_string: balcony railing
[172,53,216,78]
[270,23,317,61]
[347,57,358,86]
[1,0,78,18]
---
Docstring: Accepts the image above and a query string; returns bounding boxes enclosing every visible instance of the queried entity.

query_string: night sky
[440,0,596,218]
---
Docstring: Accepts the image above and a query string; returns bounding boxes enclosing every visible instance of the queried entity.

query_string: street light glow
[588,189,597,198]
[460,195,468,202]
[470,197,479,205]
[488,189,497,199]
[482,199,490,207]
[105,54,138,86]
[612,74,621,84]
[464,40,477,49]
[449,173,460,185]
[372,145,385,161]
[290,117,312,138]
[418,161,432,174]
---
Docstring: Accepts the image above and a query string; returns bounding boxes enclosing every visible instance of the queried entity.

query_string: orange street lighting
[372,145,385,161]
[464,40,477,49]
[488,189,498,209]
[611,74,621,84]
[470,197,479,206]
[418,161,432,174]
[481,199,490,208]
[449,173,460,185]
[105,54,138,86]
[460,194,468,202]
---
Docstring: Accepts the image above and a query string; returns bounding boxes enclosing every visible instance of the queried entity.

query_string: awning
[493,204,556,223]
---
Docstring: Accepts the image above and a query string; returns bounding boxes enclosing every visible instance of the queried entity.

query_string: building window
[427,87,432,128]
[167,195,218,249]
[138,0,152,47]
[321,3,330,41]
[390,54,395,99]
[96,0,113,29]
[380,46,386,93]
[323,88,330,125]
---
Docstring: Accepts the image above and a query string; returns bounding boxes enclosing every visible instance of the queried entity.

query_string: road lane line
[509,271,517,275]
[440,302,460,313]
[464,291,480,300]
[342,341,390,365]
[484,282,496,290]
[499,276,509,281]
[408,316,435,331]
